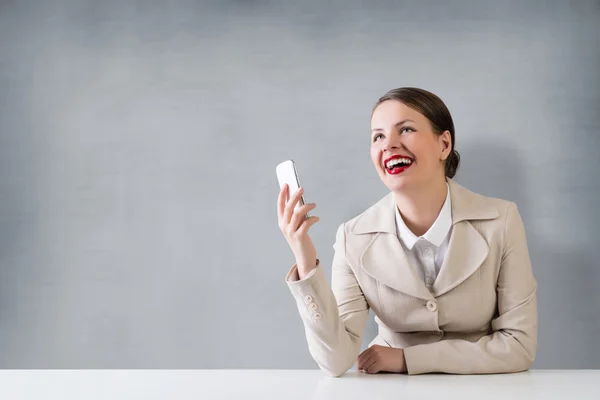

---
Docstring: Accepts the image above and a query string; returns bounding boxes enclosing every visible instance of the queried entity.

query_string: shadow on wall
[457,139,598,369]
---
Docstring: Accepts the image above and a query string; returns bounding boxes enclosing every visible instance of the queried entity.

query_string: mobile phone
[276,159,311,219]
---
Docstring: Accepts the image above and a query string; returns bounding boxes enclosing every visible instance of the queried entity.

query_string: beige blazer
[285,178,537,376]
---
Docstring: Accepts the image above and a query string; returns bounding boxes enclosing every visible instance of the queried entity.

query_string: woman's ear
[440,130,452,161]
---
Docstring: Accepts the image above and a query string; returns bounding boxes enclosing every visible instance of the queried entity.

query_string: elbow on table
[504,341,536,373]
[320,366,348,378]
[512,350,536,373]
[496,327,537,373]
[317,359,353,378]
[309,343,357,377]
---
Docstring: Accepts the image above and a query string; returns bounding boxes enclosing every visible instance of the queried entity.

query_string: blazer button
[308,302,318,310]
[426,300,437,312]
[313,312,322,320]
[304,295,313,304]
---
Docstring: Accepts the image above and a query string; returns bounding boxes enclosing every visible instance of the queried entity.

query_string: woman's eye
[373,128,413,142]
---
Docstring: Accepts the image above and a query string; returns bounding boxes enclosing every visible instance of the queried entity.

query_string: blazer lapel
[431,221,488,297]
[350,191,433,300]
[360,232,434,300]
[433,179,499,296]
[349,178,500,300]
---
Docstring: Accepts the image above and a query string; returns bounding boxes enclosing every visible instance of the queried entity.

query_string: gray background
[0,0,598,368]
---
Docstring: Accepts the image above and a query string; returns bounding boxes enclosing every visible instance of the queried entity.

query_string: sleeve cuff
[285,259,320,282]
[403,344,437,375]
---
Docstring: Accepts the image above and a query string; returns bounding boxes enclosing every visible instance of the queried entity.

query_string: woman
[276,87,537,376]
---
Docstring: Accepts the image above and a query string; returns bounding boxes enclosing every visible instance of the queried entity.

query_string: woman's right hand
[277,184,320,277]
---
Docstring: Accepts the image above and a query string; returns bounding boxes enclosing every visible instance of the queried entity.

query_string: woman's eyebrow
[371,119,415,132]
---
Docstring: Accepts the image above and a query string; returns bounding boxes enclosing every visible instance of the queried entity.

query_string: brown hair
[372,87,460,179]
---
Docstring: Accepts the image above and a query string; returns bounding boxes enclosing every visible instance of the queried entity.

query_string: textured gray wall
[0,0,599,368]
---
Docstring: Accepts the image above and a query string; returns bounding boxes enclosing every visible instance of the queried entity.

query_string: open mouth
[384,157,414,175]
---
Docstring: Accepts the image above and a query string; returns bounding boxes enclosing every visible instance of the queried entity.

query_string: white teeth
[386,158,412,169]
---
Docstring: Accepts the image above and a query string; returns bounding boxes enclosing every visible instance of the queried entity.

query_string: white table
[0,370,598,399]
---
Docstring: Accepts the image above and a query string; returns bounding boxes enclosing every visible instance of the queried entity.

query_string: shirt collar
[395,183,452,250]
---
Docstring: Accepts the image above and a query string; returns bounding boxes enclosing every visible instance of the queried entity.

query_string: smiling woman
[277,87,537,376]
[371,88,460,181]
[369,88,461,237]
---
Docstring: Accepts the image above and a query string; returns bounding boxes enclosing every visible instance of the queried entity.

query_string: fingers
[366,360,380,374]
[360,355,378,373]
[277,184,288,223]
[296,215,320,236]
[357,346,383,374]
[278,186,319,237]
[357,355,372,371]
[282,187,305,227]
[289,202,317,232]
[357,346,378,365]
[357,351,378,374]
[357,348,372,370]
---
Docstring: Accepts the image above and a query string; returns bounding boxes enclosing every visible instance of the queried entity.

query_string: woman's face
[370,100,451,192]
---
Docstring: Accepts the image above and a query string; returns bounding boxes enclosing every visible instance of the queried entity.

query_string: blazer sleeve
[403,202,538,375]
[285,222,370,377]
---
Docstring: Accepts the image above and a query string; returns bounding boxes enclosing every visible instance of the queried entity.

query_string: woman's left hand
[357,345,407,374]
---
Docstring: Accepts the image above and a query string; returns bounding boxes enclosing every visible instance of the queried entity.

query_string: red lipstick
[383,154,414,175]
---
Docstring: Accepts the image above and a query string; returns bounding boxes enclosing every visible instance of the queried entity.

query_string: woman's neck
[394,178,449,237]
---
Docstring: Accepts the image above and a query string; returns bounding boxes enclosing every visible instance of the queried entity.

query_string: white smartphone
[276,159,311,219]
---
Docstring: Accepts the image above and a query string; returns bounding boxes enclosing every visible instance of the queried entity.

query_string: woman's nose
[384,136,401,151]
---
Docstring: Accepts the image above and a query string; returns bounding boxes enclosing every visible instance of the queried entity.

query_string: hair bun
[445,150,460,179]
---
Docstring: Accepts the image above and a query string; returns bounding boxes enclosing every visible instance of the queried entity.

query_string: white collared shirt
[394,184,452,290]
